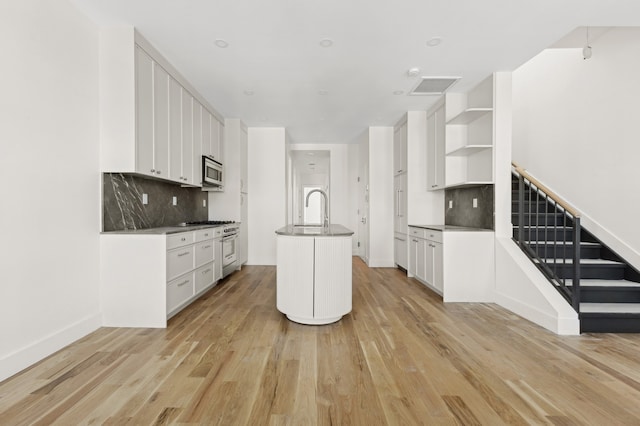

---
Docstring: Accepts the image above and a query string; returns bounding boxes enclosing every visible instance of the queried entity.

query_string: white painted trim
[0,314,101,382]
[367,258,396,268]
[494,237,580,335]
[579,215,640,274]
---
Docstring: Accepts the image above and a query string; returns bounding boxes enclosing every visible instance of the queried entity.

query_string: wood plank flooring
[3,257,640,424]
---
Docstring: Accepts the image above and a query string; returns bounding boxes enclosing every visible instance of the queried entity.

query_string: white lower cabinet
[408,226,493,302]
[276,235,352,325]
[394,232,408,270]
[101,227,220,328]
[167,272,194,314]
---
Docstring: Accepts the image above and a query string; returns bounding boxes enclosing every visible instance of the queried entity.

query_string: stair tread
[581,303,640,314]
[535,258,624,265]
[561,279,640,288]
[524,241,599,246]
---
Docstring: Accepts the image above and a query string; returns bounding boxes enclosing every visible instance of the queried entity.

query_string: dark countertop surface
[101,223,227,235]
[276,224,354,236]
[409,224,494,232]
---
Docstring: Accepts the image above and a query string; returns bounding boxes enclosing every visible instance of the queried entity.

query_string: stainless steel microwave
[202,155,223,188]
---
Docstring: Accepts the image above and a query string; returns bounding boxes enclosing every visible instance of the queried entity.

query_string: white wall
[247,128,286,265]
[367,127,395,267]
[289,144,354,229]
[0,0,101,381]
[512,28,640,267]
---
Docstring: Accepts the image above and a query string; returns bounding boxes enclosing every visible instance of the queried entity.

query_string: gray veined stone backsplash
[445,184,494,230]
[102,173,208,232]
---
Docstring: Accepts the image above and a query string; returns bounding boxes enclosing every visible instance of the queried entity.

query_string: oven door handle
[222,234,238,241]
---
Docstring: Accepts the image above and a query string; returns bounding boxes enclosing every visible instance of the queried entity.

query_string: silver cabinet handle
[177,280,189,287]
[180,237,186,242]
[203,269,211,274]
[202,245,211,249]
[156,170,161,175]
[150,169,156,173]
[177,251,190,257]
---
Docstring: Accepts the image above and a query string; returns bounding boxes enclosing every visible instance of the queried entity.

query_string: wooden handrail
[511,161,580,218]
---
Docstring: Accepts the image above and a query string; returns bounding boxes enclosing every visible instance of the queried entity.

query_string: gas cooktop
[183,220,235,226]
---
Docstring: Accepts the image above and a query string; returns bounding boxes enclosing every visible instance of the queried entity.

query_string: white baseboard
[494,292,579,335]
[0,313,101,382]
[366,258,396,268]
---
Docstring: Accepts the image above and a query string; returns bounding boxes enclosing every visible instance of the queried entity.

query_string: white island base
[276,225,353,325]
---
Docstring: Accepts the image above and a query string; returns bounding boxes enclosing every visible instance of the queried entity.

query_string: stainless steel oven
[221,224,239,278]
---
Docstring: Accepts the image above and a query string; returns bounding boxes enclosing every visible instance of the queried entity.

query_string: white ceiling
[71,0,640,144]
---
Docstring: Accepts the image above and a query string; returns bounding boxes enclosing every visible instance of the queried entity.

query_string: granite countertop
[101,223,226,235]
[276,224,354,236]
[409,224,494,232]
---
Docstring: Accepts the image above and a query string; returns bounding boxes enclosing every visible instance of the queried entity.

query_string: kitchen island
[275,224,354,325]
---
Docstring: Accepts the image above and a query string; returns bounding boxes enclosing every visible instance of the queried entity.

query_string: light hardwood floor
[2,258,640,425]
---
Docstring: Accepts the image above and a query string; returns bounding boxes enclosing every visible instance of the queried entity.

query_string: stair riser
[580,314,640,333]
[512,214,567,226]
[580,288,640,303]
[513,228,574,241]
[545,264,625,280]
[526,244,601,259]
[512,201,553,212]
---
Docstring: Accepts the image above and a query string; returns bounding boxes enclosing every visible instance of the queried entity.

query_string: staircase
[511,169,640,333]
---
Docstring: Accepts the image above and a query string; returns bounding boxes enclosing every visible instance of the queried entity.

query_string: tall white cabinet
[209,119,249,266]
[393,118,408,270]
[100,27,224,187]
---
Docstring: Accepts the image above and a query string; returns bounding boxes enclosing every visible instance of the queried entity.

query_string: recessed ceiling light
[214,39,229,48]
[426,37,442,47]
[393,90,404,95]
[407,67,420,77]
[319,39,333,48]
[244,89,254,96]
[318,90,329,95]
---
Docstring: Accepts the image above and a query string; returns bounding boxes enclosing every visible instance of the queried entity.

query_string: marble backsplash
[445,185,494,230]
[102,173,208,232]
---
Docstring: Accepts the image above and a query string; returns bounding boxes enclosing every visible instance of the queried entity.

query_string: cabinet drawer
[195,262,215,294]
[167,232,195,250]
[167,245,194,281]
[195,228,215,242]
[425,230,443,243]
[195,240,215,268]
[167,272,194,314]
[409,227,426,239]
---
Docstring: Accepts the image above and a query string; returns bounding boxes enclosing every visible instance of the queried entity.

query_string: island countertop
[275,224,354,236]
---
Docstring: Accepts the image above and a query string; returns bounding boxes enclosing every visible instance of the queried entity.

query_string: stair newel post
[518,175,525,247]
[572,217,581,313]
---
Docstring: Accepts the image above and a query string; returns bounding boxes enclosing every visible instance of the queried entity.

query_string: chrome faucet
[305,189,329,228]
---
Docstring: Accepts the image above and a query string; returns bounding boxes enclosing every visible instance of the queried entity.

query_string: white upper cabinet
[135,47,155,177]
[427,99,446,191]
[393,120,407,175]
[100,28,224,187]
[168,77,183,182]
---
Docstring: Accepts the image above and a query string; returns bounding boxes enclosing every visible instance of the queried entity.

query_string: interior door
[358,176,369,263]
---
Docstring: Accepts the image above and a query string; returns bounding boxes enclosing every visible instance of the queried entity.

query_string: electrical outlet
[448,200,453,209]
[473,198,478,208]
[172,196,177,206]
[202,199,207,207]
[142,193,148,205]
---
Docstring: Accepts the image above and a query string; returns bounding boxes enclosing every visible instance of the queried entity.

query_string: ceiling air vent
[409,77,460,95]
